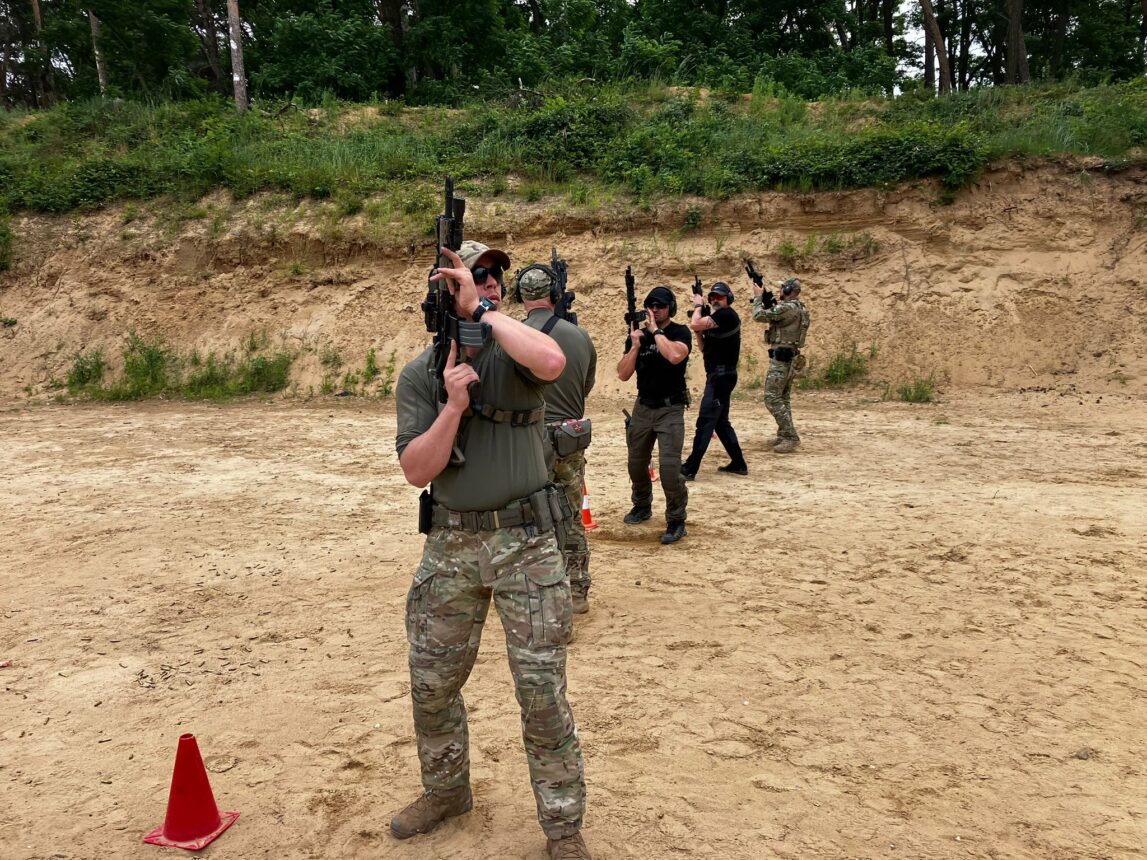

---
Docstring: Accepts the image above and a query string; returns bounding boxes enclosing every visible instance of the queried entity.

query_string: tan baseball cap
[458,240,511,271]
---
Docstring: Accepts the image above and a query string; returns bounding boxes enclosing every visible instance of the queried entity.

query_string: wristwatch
[652,328,665,337]
[472,297,497,322]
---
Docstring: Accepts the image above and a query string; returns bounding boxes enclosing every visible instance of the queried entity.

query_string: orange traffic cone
[581,481,599,531]
[649,463,659,482]
[144,733,239,851]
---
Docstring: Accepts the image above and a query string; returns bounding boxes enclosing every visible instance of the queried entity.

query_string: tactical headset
[513,263,563,305]
[644,286,677,317]
[780,277,801,297]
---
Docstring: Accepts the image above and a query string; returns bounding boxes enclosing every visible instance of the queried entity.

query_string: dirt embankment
[1,162,1146,400]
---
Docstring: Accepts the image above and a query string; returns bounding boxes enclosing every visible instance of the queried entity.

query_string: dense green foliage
[65,333,294,400]
[1,79,1145,216]
[3,1,1146,109]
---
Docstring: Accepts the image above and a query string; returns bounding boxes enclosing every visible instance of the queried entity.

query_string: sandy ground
[2,389,1145,860]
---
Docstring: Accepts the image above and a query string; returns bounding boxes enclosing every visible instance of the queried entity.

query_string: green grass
[896,376,936,403]
[66,349,107,393]
[378,349,398,398]
[799,341,871,389]
[1,80,1144,215]
[63,333,293,401]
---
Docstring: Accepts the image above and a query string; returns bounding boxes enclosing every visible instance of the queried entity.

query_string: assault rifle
[743,257,776,308]
[422,177,490,403]
[692,273,710,317]
[623,265,644,331]
[550,247,578,325]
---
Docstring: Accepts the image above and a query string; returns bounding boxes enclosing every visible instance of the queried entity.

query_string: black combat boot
[623,505,652,524]
[390,786,473,839]
[717,462,749,476]
[660,521,687,544]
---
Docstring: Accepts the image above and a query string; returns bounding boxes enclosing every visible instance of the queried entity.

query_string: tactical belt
[465,402,546,426]
[639,392,689,409]
[432,499,542,532]
[431,484,570,534]
[769,347,800,361]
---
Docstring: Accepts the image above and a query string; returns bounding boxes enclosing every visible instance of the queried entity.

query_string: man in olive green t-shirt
[391,241,592,860]
[516,263,598,615]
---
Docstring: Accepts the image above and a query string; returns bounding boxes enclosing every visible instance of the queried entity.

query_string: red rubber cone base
[144,810,238,851]
[144,733,239,851]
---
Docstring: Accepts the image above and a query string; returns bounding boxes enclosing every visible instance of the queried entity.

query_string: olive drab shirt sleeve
[395,348,438,460]
[583,329,597,400]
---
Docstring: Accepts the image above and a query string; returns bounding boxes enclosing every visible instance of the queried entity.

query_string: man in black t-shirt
[616,285,692,545]
[682,281,748,479]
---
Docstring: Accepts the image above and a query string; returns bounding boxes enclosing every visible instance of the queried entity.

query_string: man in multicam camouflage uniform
[749,275,810,454]
[392,240,592,860]
[516,263,598,615]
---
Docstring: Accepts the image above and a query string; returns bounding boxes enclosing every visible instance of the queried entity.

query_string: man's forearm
[483,312,565,381]
[399,404,466,487]
[617,346,638,381]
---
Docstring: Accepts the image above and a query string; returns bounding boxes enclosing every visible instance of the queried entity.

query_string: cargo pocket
[525,565,572,648]
[405,564,437,649]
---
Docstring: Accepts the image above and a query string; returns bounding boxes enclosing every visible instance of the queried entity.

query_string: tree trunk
[920,0,953,93]
[1,43,9,109]
[194,0,224,92]
[525,0,545,33]
[29,0,53,106]
[89,10,108,94]
[924,26,935,92]
[883,0,895,55]
[226,0,248,112]
[1141,0,1147,73]
[1005,0,1031,83]
[958,0,972,90]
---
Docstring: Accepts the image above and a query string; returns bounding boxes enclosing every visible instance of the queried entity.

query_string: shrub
[117,332,173,399]
[800,341,868,389]
[897,376,936,403]
[67,349,106,392]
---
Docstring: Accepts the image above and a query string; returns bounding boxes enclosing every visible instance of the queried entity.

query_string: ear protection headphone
[513,264,562,305]
[645,289,677,317]
[781,277,801,297]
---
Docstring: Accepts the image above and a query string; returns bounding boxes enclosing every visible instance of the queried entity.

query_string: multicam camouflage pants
[764,357,799,441]
[549,449,590,598]
[405,524,585,838]
[626,400,688,524]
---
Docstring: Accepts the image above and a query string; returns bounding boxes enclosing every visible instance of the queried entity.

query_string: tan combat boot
[572,588,589,615]
[773,438,800,454]
[547,832,592,859]
[390,786,472,839]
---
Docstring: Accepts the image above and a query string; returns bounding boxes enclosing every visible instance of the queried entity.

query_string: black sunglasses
[645,301,668,309]
[471,265,504,284]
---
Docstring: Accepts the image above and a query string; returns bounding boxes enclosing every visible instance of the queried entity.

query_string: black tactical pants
[626,400,688,524]
[683,370,745,474]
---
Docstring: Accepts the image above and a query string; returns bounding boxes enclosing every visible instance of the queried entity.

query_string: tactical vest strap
[704,323,740,340]
[466,401,546,426]
[541,314,561,336]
